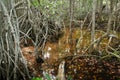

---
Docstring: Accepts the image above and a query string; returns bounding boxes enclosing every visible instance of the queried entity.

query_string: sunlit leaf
[32,77,42,80]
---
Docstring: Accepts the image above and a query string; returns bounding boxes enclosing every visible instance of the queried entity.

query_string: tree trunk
[90,0,97,52]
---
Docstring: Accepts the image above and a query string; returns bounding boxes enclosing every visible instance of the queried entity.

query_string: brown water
[43,28,120,63]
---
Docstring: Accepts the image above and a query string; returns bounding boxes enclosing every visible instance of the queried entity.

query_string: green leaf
[67,75,73,80]
[32,0,39,7]
[32,77,42,80]
[45,73,51,80]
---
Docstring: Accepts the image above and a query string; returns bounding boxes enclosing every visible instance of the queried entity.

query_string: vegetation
[0,0,120,80]
[32,77,42,80]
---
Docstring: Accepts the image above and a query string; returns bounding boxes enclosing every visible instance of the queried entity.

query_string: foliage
[31,0,95,20]
[44,73,51,80]
[32,0,64,20]
[32,77,42,80]
[32,73,51,80]
[67,75,73,80]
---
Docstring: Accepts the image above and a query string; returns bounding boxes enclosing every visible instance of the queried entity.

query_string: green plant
[45,73,51,80]
[32,0,64,20]
[32,73,52,80]
[32,77,42,80]
[67,75,73,80]
[32,0,39,7]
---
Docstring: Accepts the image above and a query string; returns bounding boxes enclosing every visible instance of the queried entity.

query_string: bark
[90,0,97,52]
